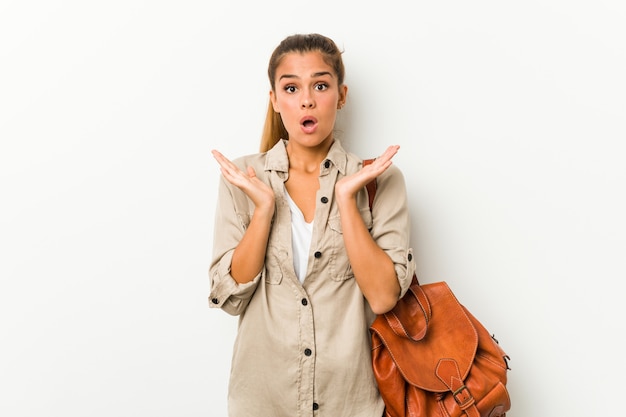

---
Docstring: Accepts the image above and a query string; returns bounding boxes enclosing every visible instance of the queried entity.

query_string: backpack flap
[370,281,478,392]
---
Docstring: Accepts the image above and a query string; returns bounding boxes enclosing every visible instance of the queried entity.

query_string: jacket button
[313,402,319,410]
[304,348,312,356]
[408,253,413,261]
[211,298,219,304]
[320,196,328,204]
[314,251,322,258]
[324,160,330,169]
[301,298,308,306]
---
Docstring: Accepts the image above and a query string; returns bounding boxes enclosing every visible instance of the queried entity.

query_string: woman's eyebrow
[311,71,333,78]
[278,71,334,81]
[278,74,297,81]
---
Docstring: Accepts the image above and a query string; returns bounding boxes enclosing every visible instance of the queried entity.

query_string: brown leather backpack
[370,278,511,417]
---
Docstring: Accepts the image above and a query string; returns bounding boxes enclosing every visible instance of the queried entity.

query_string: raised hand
[211,150,275,214]
[334,145,400,202]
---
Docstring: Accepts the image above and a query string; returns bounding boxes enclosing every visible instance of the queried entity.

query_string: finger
[212,150,230,169]
[361,146,399,181]
[212,150,243,178]
[211,149,227,163]
[376,145,400,163]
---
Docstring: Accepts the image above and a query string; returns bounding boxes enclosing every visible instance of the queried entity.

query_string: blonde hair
[259,33,345,152]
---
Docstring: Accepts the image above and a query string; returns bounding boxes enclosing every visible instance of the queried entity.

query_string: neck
[286,139,334,173]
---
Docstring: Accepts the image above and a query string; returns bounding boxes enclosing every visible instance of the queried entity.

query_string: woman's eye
[315,83,328,91]
[284,85,297,93]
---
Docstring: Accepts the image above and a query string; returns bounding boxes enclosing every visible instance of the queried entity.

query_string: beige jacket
[209,139,415,417]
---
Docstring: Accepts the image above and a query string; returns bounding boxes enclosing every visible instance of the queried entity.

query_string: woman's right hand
[211,150,275,216]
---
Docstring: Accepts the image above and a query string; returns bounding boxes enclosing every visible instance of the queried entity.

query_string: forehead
[275,51,336,80]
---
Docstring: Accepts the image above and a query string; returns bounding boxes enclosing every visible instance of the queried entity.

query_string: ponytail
[259,99,288,152]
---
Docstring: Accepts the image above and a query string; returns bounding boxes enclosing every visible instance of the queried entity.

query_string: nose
[301,92,315,109]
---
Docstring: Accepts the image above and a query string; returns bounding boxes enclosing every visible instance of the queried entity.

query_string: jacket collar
[264,139,348,175]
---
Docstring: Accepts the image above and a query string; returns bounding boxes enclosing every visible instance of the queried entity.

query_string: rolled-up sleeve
[208,174,262,316]
[369,165,416,298]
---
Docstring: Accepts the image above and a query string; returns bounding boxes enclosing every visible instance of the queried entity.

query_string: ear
[337,84,348,109]
[270,90,279,113]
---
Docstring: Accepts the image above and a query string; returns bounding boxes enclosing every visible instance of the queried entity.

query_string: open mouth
[300,116,318,133]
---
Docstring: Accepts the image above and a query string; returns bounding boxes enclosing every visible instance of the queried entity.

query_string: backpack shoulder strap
[363,158,377,210]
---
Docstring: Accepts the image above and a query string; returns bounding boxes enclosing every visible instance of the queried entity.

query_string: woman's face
[270,51,347,151]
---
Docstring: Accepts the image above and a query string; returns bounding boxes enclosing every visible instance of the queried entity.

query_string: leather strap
[436,359,481,417]
[384,280,430,341]
[363,158,377,209]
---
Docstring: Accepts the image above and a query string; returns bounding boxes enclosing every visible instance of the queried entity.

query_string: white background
[1,1,625,416]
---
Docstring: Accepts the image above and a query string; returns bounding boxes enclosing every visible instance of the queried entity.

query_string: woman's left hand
[335,145,399,202]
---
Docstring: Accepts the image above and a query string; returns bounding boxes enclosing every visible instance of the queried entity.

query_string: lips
[300,116,318,134]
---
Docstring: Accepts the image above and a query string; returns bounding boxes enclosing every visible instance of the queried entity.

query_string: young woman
[209,33,415,417]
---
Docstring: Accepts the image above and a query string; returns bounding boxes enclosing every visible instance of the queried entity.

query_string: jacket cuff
[209,250,263,315]
[395,248,416,298]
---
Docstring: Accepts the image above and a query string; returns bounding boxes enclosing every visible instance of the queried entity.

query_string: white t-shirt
[285,189,313,283]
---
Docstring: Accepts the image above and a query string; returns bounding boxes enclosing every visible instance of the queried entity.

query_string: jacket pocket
[264,249,285,285]
[327,209,373,281]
